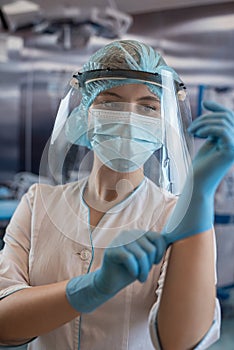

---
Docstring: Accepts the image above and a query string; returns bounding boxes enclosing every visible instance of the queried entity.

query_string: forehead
[96,83,160,101]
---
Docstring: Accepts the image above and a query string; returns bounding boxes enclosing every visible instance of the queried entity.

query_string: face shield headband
[48,68,193,196]
[72,68,186,90]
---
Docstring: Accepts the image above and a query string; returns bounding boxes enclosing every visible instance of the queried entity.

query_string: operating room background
[0,1,234,349]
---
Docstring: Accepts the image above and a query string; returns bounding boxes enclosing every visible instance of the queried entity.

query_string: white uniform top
[0,177,220,350]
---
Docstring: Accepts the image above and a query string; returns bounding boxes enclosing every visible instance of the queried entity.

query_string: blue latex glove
[163,100,234,244]
[66,230,166,313]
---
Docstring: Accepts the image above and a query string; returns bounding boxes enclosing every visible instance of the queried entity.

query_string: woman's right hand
[66,230,167,313]
[94,230,167,295]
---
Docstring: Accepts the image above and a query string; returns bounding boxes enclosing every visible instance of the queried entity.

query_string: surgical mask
[88,109,162,173]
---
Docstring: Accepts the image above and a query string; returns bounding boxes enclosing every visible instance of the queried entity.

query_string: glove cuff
[163,192,214,245]
[66,271,114,313]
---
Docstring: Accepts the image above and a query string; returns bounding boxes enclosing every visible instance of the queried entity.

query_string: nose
[121,102,138,113]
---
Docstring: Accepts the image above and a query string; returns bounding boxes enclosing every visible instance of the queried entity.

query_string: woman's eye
[100,101,120,109]
[143,105,156,111]
[137,104,160,116]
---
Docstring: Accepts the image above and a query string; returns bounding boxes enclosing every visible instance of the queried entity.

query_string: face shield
[39,68,194,249]
[48,68,193,196]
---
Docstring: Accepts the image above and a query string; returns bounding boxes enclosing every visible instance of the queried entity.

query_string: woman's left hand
[163,101,234,244]
[188,100,234,197]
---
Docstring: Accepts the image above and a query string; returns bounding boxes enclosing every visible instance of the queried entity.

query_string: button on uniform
[79,249,91,261]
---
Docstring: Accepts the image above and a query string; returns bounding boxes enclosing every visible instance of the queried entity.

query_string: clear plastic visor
[38,69,194,248]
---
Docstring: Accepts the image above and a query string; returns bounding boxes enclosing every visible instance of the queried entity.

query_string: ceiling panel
[0,0,233,14]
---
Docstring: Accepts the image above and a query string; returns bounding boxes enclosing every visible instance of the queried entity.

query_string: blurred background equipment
[0,0,133,49]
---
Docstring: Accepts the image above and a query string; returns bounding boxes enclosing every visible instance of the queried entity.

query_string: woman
[1,40,234,349]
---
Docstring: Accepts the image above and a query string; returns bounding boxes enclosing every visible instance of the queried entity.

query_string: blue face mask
[88,109,162,173]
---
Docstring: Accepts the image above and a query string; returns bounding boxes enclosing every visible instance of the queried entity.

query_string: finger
[125,242,151,282]
[191,122,234,138]
[202,100,233,115]
[190,124,232,144]
[188,119,230,136]
[105,246,139,278]
[188,114,234,140]
[188,114,234,133]
[137,237,157,266]
[145,231,167,264]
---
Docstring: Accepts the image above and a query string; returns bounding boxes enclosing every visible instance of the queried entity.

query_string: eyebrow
[97,92,122,98]
[98,91,160,102]
[136,96,160,103]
